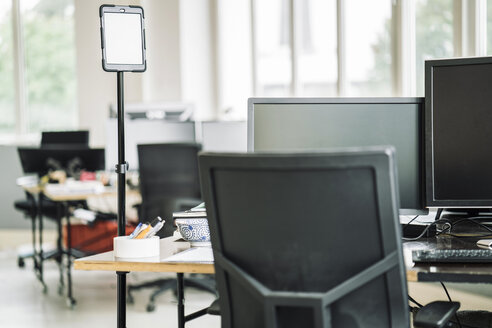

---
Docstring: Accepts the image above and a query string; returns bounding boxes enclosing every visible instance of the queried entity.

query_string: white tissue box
[113,236,159,258]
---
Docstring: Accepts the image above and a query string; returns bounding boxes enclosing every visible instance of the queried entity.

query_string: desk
[405,235,492,284]
[75,236,214,328]
[75,234,492,327]
[20,183,135,307]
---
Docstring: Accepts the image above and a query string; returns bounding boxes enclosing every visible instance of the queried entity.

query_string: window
[297,0,337,96]
[21,0,77,133]
[415,0,454,96]
[217,0,489,116]
[253,0,292,96]
[0,2,15,135]
[345,0,392,96]
[0,0,77,139]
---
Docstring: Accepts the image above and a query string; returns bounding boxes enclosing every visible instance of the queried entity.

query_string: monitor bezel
[425,56,492,208]
[247,97,427,215]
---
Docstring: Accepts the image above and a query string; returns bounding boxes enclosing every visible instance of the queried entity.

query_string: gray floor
[0,248,220,328]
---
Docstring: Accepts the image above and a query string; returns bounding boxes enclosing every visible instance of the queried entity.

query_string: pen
[129,222,144,239]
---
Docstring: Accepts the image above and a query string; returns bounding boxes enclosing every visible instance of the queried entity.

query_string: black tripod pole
[116,71,127,328]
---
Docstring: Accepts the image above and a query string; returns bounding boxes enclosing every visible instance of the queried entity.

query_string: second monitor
[248,97,426,215]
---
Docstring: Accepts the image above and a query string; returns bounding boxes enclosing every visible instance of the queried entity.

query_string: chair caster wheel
[18,258,25,268]
[67,298,77,309]
[146,303,155,312]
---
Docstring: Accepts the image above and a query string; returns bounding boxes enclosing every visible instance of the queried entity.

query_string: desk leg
[37,194,47,293]
[177,273,185,328]
[65,203,76,308]
[117,272,127,328]
[57,203,65,295]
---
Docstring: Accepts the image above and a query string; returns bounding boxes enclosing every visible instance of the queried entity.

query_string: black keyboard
[412,249,492,263]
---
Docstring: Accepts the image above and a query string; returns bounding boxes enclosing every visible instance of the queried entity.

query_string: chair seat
[14,198,61,220]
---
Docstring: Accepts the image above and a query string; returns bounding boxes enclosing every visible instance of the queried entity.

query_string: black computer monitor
[18,147,105,177]
[425,56,492,208]
[248,97,427,215]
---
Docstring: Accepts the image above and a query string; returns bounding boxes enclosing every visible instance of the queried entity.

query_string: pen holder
[113,236,160,258]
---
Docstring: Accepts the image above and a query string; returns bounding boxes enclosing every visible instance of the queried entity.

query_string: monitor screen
[425,57,492,207]
[248,98,426,215]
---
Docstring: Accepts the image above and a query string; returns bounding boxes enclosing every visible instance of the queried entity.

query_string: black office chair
[127,143,216,312]
[41,130,89,149]
[199,149,459,328]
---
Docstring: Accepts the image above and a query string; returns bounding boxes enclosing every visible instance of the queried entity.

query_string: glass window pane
[487,0,492,54]
[415,0,454,96]
[346,0,392,96]
[21,0,77,133]
[254,0,292,96]
[0,2,16,135]
[297,0,337,96]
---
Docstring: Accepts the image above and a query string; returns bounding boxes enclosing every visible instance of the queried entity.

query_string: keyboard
[412,249,492,263]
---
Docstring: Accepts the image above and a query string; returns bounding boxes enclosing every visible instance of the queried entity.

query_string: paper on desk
[162,247,214,263]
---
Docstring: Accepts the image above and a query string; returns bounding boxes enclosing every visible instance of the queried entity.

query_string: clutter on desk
[44,180,105,195]
[113,235,160,258]
[173,203,211,247]
[114,217,162,258]
[129,216,165,239]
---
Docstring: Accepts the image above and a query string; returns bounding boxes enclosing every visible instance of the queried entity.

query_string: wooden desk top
[21,184,139,202]
[74,237,215,274]
[75,235,492,283]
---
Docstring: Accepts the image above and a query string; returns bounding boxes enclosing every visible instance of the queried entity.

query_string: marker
[145,217,165,238]
[135,224,151,239]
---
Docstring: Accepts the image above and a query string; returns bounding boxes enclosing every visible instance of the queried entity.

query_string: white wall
[142,0,182,102]
[180,0,218,121]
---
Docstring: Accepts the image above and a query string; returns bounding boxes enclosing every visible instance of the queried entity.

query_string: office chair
[199,148,459,328]
[41,130,89,149]
[127,143,216,312]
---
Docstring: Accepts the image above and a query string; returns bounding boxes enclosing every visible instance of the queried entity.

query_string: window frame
[244,0,488,102]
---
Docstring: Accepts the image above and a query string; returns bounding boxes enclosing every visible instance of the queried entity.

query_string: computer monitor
[425,56,492,208]
[105,119,196,171]
[248,97,427,215]
[18,147,105,177]
[199,121,247,152]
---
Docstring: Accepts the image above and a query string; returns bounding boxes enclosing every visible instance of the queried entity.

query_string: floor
[2,230,492,328]
[0,244,220,328]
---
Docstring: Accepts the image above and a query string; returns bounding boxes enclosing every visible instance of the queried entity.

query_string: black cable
[408,295,423,308]
[440,282,462,328]
[402,218,452,241]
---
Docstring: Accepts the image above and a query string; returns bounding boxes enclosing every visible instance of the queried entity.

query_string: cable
[408,295,423,308]
[440,282,462,328]
[402,218,452,241]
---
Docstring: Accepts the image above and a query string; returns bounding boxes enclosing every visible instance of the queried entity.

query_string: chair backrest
[137,143,202,235]
[199,148,409,328]
[41,130,89,148]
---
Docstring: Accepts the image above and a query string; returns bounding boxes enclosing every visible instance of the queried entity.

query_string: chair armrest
[414,301,460,328]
